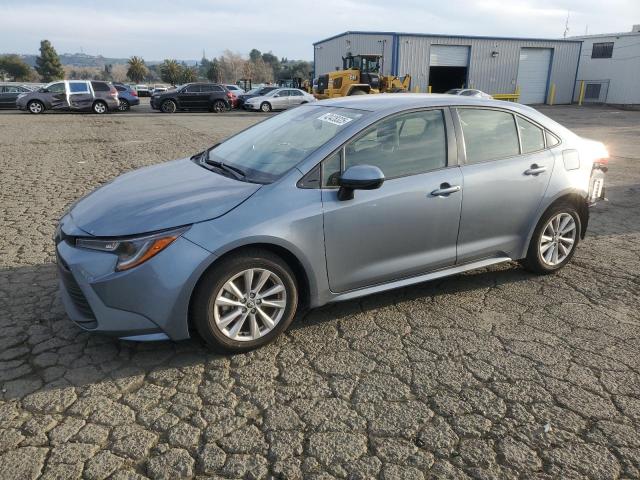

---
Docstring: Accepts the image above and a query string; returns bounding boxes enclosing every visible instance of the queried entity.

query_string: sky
[1,0,638,60]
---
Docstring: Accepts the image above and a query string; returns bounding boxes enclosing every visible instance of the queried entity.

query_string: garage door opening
[429,66,468,93]
[428,45,470,93]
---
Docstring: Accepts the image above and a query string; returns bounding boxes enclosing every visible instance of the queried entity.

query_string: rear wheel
[192,249,298,353]
[117,99,130,112]
[28,100,44,114]
[260,102,272,112]
[349,89,367,95]
[211,100,226,113]
[521,203,580,274]
[161,99,177,113]
[92,101,107,114]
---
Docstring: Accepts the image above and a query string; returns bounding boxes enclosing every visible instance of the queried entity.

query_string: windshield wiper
[204,157,247,180]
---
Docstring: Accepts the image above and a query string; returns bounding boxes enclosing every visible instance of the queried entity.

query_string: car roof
[319,93,526,113]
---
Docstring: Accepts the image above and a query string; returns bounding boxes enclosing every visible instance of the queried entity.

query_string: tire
[521,203,581,274]
[28,100,44,114]
[260,102,272,112]
[211,100,226,113]
[92,101,107,114]
[117,99,130,112]
[161,100,177,113]
[192,249,298,353]
[349,89,367,95]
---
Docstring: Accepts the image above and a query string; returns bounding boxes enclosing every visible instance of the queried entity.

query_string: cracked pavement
[0,105,639,479]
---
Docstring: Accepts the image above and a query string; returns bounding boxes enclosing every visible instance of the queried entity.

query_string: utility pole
[563,10,570,39]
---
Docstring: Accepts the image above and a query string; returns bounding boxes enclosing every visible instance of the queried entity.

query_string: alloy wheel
[539,213,576,266]
[212,268,287,341]
[93,102,107,114]
[29,102,43,113]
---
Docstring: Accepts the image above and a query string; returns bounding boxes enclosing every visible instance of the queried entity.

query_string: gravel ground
[0,104,639,479]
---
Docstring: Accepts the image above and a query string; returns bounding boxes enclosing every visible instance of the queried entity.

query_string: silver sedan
[243,88,316,112]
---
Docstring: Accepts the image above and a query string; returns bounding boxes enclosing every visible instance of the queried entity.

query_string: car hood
[70,158,261,237]
[245,95,271,103]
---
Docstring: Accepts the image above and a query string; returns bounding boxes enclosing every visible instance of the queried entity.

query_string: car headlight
[75,226,189,271]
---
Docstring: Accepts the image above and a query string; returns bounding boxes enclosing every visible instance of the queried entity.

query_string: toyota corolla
[55,95,607,352]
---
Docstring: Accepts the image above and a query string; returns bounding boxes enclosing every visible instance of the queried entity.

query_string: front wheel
[117,99,130,112]
[161,100,177,113]
[28,100,44,114]
[260,102,272,112]
[192,249,298,353]
[521,204,581,274]
[92,101,107,114]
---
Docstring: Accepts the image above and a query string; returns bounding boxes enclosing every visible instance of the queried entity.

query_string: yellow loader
[314,54,411,99]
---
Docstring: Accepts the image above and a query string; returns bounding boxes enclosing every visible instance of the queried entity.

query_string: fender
[192,234,326,309]
[521,187,589,259]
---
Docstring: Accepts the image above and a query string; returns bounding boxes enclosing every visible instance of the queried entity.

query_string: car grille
[57,255,97,329]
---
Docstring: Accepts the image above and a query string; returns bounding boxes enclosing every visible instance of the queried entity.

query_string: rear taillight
[227,92,235,99]
[131,89,138,97]
[109,87,117,97]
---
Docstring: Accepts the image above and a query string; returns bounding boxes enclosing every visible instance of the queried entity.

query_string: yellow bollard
[548,83,556,105]
[428,85,432,94]
[413,86,419,93]
[578,80,585,106]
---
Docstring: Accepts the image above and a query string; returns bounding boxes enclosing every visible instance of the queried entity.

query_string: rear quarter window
[91,82,110,92]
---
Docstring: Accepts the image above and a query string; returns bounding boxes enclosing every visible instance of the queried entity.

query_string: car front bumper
[56,218,213,341]
[243,103,259,110]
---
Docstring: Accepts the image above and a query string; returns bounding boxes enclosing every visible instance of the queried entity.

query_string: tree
[179,64,198,84]
[206,59,221,83]
[127,56,147,83]
[218,50,245,83]
[0,54,35,81]
[35,40,64,82]
[249,49,262,62]
[159,59,182,85]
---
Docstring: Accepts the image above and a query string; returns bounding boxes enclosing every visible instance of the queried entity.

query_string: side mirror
[337,165,385,201]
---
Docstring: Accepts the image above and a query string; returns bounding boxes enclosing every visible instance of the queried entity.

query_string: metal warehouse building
[572,25,640,105]
[313,31,582,104]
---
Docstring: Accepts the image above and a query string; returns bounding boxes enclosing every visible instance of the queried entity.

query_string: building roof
[313,30,582,46]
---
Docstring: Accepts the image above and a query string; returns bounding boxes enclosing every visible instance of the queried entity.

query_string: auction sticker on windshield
[317,112,355,126]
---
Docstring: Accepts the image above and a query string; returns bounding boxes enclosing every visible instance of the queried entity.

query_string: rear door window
[69,83,89,94]
[458,108,520,163]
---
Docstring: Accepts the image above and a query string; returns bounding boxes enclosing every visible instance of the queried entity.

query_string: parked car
[0,85,33,109]
[243,88,316,112]
[112,82,140,111]
[445,88,493,99]
[55,95,607,352]
[151,87,167,95]
[150,83,232,113]
[16,80,119,114]
[135,85,151,97]
[225,84,245,98]
[236,86,279,108]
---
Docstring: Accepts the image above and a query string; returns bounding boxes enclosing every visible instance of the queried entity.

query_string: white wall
[574,34,640,104]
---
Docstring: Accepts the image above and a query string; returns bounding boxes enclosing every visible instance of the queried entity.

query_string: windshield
[207,106,366,183]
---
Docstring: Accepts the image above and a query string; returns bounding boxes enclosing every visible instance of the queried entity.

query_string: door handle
[431,183,461,196]
[524,164,547,175]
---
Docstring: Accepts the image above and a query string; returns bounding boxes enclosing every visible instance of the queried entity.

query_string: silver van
[16,80,120,114]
